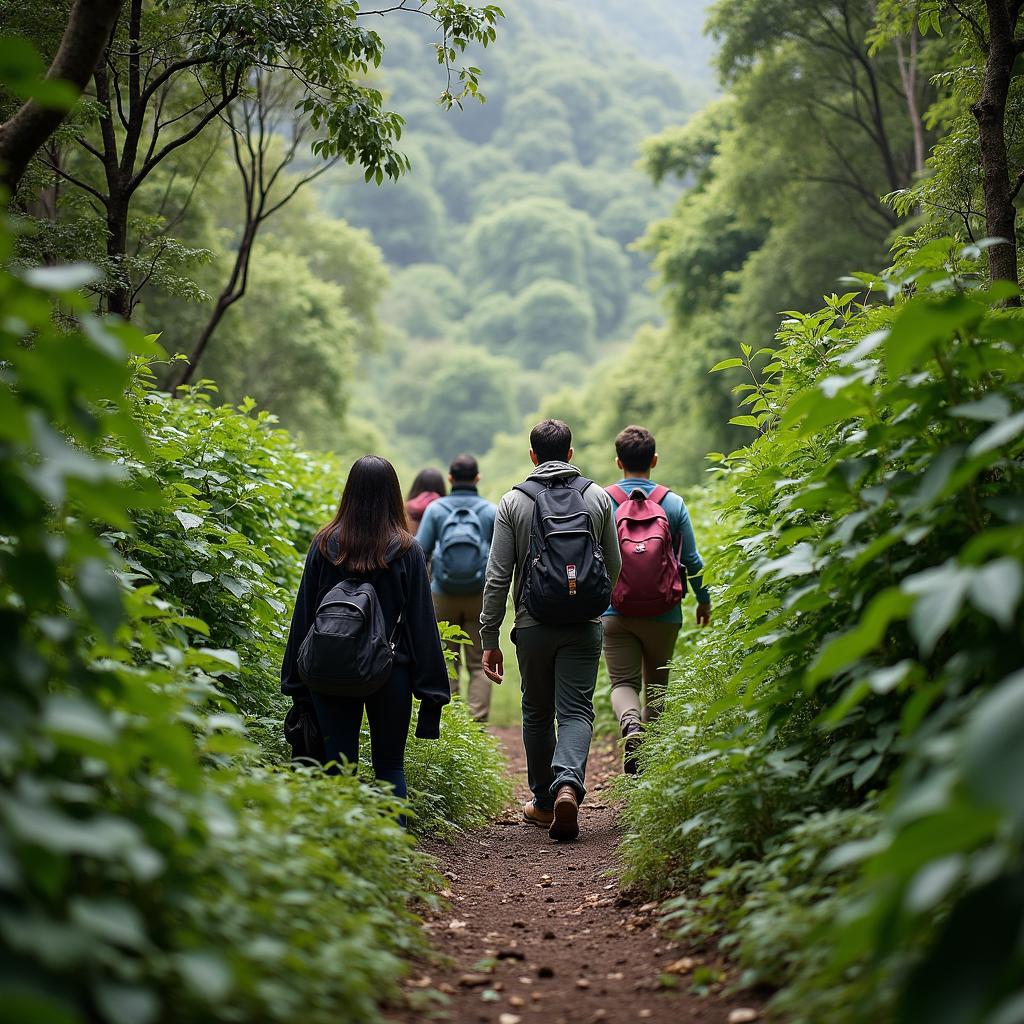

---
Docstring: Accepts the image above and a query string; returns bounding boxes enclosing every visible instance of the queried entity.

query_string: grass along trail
[391,727,764,1024]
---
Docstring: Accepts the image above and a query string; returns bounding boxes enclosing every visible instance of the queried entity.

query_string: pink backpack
[406,491,440,528]
[606,484,684,617]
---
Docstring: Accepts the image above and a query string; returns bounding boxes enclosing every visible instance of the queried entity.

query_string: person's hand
[696,603,712,626]
[482,648,504,684]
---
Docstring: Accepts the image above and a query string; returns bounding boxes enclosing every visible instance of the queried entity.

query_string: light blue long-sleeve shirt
[603,477,711,622]
[415,486,497,595]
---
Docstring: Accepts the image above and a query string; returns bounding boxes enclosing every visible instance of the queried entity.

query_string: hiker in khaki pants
[416,454,497,721]
[431,590,490,719]
[602,426,712,773]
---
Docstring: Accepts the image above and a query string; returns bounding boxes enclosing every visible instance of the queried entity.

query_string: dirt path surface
[392,728,763,1024]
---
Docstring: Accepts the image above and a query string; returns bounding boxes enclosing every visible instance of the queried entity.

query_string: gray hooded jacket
[479,461,621,649]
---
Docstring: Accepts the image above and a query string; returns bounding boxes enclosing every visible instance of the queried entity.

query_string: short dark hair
[615,425,656,472]
[530,419,572,464]
[449,453,479,482]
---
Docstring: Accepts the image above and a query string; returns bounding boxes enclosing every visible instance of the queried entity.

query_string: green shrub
[403,696,513,839]
[118,373,338,722]
[0,219,505,1023]
[621,241,1024,1021]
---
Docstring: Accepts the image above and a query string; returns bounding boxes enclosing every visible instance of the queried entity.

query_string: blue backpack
[433,504,489,595]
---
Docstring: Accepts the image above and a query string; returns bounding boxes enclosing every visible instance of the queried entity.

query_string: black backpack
[513,476,612,624]
[297,577,403,697]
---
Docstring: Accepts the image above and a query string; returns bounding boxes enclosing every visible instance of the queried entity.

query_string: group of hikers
[281,420,710,841]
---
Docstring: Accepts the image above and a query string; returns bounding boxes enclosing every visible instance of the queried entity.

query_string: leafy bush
[403,696,513,840]
[119,374,338,722]
[0,222,506,1023]
[621,240,1024,1021]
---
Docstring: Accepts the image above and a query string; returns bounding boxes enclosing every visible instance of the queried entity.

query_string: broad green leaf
[902,562,972,656]
[710,358,744,372]
[884,295,981,377]
[807,588,913,684]
[963,669,1024,824]
[968,558,1022,628]
[70,898,149,951]
[949,394,1011,422]
[94,984,158,1024]
[173,510,204,531]
[967,410,1024,457]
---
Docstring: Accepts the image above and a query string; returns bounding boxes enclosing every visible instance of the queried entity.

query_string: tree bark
[972,0,1023,291]
[105,191,130,317]
[174,221,258,388]
[0,0,122,198]
[895,27,926,175]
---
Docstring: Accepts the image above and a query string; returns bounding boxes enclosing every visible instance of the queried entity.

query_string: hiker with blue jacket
[602,426,711,774]
[280,455,450,805]
[480,420,620,842]
[416,453,497,721]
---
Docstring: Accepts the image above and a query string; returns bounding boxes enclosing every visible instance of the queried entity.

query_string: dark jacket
[280,534,450,738]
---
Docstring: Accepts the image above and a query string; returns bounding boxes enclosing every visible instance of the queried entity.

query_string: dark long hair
[316,455,413,573]
[406,467,447,501]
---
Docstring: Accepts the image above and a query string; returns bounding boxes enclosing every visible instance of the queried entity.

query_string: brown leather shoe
[549,785,580,842]
[523,801,554,827]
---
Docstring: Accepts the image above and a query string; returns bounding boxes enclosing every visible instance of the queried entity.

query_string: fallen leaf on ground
[508,995,525,1007]
[498,1015,521,1024]
[404,975,432,988]
[458,974,490,988]
[448,919,467,930]
[576,978,591,989]
[728,1011,760,1023]
[665,957,696,974]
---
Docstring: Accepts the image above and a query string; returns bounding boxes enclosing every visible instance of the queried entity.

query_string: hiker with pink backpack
[603,425,712,773]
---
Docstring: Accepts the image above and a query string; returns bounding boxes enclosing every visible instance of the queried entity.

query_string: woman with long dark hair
[406,467,447,529]
[281,456,450,800]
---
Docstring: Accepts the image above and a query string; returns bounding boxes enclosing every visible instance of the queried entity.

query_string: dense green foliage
[0,204,508,1022]
[620,245,1024,1021]
[341,0,712,466]
[7,1,1024,1021]
[497,0,938,493]
[603,8,1024,1021]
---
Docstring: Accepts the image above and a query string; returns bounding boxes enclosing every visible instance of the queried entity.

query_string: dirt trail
[392,728,763,1024]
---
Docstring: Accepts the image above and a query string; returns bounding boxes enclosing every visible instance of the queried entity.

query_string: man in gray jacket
[481,419,620,841]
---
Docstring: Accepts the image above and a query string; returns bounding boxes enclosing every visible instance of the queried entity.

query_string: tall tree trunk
[0,0,122,198]
[896,27,926,175]
[973,0,1023,292]
[105,187,131,318]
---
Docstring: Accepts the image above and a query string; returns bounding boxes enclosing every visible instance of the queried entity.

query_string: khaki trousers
[601,615,680,727]
[432,590,490,721]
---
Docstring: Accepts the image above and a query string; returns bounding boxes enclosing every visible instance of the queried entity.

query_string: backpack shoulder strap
[605,484,630,505]
[648,484,671,505]
[513,479,546,501]
[568,476,592,495]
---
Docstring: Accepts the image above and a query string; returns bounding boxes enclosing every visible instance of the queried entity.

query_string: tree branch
[0,0,123,196]
[129,68,241,192]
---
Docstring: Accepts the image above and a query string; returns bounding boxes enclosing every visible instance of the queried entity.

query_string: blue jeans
[515,622,602,810]
[310,663,412,800]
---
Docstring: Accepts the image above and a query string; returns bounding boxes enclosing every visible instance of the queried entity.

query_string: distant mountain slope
[316,0,715,465]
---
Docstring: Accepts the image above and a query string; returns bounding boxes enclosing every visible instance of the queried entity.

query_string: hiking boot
[523,801,554,828]
[549,785,580,842]
[622,721,644,775]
